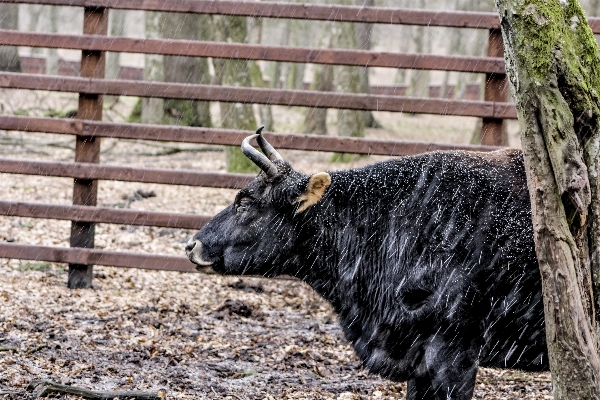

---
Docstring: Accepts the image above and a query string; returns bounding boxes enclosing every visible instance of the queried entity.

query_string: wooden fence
[0,0,597,287]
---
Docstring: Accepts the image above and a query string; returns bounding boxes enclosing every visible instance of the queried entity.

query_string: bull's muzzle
[186,239,214,268]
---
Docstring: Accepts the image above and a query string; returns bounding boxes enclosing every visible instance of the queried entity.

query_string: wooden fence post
[481,28,508,146]
[68,6,108,289]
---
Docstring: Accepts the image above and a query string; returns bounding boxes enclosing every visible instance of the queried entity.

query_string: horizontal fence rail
[16,55,486,99]
[0,242,298,280]
[0,29,506,74]
[0,200,211,229]
[0,0,535,280]
[0,158,254,189]
[0,115,503,156]
[0,73,518,118]
[0,0,502,28]
[2,0,599,32]
[0,242,196,272]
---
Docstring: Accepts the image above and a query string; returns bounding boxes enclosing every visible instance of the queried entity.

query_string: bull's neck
[285,171,364,311]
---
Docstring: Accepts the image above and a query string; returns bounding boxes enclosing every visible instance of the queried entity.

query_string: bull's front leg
[407,337,479,400]
[406,374,437,400]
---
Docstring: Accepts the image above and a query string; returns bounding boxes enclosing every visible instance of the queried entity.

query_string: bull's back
[330,149,547,378]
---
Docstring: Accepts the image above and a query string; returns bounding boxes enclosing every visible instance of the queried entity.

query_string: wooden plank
[0,73,518,118]
[0,242,197,272]
[2,0,600,32]
[69,6,108,288]
[481,28,508,146]
[0,158,254,189]
[0,242,298,281]
[0,115,504,156]
[0,29,505,74]
[0,200,211,229]
[0,0,502,28]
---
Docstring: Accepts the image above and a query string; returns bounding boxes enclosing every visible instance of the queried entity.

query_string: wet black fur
[192,149,547,400]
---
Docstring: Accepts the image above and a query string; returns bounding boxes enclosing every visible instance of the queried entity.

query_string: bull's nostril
[185,239,197,253]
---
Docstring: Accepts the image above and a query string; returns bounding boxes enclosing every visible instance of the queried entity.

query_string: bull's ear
[295,172,331,214]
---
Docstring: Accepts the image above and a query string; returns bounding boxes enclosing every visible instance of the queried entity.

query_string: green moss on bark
[514,1,600,92]
[496,0,600,397]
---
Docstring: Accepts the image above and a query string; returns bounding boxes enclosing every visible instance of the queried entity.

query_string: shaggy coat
[188,147,547,400]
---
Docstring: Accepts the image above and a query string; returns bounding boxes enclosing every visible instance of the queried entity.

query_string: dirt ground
[0,89,551,399]
[0,265,552,400]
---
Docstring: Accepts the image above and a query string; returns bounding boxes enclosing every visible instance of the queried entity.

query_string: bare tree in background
[441,0,468,99]
[248,17,274,131]
[303,21,334,135]
[591,0,600,15]
[269,19,291,93]
[354,0,381,128]
[0,4,20,72]
[286,19,309,90]
[47,6,58,75]
[141,11,164,125]
[27,4,43,55]
[162,11,212,128]
[105,9,126,105]
[214,15,259,173]
[408,0,431,98]
[106,9,126,81]
[304,64,334,135]
[331,0,365,162]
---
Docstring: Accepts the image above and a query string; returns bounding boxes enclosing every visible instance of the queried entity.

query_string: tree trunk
[354,0,380,128]
[0,4,20,72]
[105,9,126,105]
[286,19,308,90]
[591,0,600,15]
[495,0,600,398]
[269,20,291,91]
[249,17,274,131]
[27,5,43,55]
[303,62,334,135]
[443,0,469,100]
[408,0,431,98]
[303,14,333,135]
[214,15,259,173]
[106,9,125,80]
[162,11,212,127]
[141,11,164,125]
[47,6,58,75]
[331,2,365,162]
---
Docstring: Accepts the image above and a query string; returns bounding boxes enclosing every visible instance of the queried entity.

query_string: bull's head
[186,127,331,276]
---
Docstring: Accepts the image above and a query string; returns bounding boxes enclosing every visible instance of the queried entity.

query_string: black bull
[186,128,547,400]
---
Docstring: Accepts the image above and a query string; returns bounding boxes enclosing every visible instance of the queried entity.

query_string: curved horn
[241,134,279,177]
[255,126,283,162]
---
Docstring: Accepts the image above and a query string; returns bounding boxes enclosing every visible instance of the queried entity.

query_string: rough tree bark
[408,0,431,98]
[495,0,600,398]
[303,61,334,135]
[286,18,308,91]
[331,0,365,162]
[303,25,334,135]
[47,6,58,75]
[106,9,125,79]
[248,17,274,131]
[214,15,259,173]
[27,5,43,55]
[354,0,380,128]
[141,11,164,125]
[162,11,212,128]
[0,4,20,72]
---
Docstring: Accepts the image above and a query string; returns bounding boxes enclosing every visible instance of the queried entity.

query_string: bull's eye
[236,197,253,213]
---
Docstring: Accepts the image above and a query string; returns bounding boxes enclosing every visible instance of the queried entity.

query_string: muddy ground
[0,90,551,399]
[0,265,552,400]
